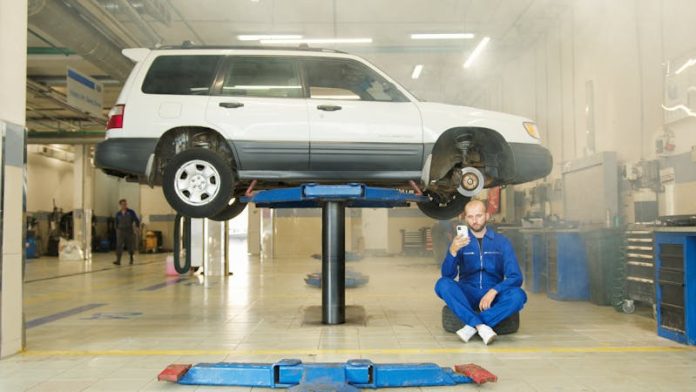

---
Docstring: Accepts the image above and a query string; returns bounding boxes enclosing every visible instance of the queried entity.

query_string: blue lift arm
[240,183,430,209]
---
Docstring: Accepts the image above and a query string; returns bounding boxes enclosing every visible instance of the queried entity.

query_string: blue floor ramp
[159,358,497,390]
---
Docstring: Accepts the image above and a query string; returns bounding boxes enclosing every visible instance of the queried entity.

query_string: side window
[221,58,302,98]
[142,55,221,95]
[304,59,407,102]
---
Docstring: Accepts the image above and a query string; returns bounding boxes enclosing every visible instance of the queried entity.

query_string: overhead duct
[28,0,133,81]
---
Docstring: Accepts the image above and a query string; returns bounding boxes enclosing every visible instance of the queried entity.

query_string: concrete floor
[2,242,695,391]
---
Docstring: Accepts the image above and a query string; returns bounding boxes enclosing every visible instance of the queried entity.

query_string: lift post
[322,201,345,324]
[243,184,428,325]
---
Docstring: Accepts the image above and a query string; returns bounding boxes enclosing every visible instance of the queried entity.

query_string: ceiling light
[238,34,303,41]
[675,58,696,75]
[463,36,490,69]
[411,65,423,79]
[410,33,474,40]
[260,38,373,45]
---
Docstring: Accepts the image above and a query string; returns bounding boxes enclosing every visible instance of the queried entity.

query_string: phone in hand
[456,225,468,238]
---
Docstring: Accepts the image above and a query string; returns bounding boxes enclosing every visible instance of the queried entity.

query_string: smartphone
[456,225,468,238]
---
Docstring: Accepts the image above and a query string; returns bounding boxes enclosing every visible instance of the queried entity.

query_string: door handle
[317,104,342,112]
[219,102,244,109]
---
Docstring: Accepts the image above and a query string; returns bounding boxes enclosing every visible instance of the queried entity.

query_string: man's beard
[470,224,485,233]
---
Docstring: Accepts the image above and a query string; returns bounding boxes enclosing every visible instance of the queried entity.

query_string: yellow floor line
[21,345,694,357]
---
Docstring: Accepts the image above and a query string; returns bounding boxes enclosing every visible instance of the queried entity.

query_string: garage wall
[466,0,696,218]
[27,152,73,212]
[490,0,696,165]
[139,185,175,249]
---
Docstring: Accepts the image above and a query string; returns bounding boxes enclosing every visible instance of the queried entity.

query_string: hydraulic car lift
[172,183,428,322]
[241,183,429,324]
[164,185,498,389]
[159,359,497,389]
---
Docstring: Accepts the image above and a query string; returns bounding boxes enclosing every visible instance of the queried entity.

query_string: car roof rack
[154,42,347,54]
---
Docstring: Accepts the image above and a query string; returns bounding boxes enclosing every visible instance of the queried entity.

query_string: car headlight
[523,122,540,140]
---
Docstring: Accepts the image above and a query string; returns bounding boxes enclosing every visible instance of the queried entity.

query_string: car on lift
[95,45,552,221]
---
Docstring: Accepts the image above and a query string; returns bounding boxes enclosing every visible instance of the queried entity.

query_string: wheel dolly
[162,184,497,389]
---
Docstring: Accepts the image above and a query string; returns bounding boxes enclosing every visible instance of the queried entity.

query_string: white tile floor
[2,244,695,391]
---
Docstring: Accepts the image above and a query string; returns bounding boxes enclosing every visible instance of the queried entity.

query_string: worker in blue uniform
[113,198,140,265]
[435,199,526,345]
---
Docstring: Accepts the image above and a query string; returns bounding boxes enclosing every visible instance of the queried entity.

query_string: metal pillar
[322,201,345,324]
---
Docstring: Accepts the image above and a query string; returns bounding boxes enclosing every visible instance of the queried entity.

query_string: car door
[303,58,423,172]
[206,56,309,172]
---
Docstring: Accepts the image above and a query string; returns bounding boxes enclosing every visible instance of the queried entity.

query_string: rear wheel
[417,192,469,220]
[162,149,235,218]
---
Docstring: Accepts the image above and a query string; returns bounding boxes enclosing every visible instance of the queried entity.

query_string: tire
[209,197,247,222]
[417,192,470,220]
[442,305,520,335]
[163,149,235,218]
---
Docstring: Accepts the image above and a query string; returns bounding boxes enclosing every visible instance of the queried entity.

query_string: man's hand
[479,289,498,311]
[449,234,471,256]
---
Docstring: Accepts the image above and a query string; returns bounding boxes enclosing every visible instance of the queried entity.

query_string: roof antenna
[182,40,195,48]
[298,43,310,49]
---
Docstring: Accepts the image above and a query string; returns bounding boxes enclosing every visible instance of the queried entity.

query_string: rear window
[221,57,302,98]
[142,55,221,95]
[303,59,408,102]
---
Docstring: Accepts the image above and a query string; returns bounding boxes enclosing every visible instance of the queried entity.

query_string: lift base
[159,359,496,389]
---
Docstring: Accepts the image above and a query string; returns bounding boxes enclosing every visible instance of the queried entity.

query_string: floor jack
[159,359,497,390]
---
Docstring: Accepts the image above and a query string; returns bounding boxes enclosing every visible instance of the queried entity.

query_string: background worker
[434,199,526,345]
[113,198,140,265]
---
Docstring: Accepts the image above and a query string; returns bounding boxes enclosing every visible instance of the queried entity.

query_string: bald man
[435,199,526,345]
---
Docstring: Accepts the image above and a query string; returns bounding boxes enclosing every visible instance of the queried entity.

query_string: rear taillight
[106,104,125,129]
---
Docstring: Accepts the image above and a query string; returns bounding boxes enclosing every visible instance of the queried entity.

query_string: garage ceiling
[26,0,570,133]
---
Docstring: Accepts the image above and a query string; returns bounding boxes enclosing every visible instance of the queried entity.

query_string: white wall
[27,152,73,212]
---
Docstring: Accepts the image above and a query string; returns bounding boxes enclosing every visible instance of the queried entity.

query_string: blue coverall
[435,227,527,328]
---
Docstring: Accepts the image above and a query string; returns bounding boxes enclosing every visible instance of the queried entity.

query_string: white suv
[95,46,552,221]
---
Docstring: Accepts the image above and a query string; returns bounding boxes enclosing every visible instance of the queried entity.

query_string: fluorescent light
[463,36,490,69]
[238,34,302,41]
[675,58,696,75]
[410,33,474,40]
[411,65,423,79]
[260,38,373,45]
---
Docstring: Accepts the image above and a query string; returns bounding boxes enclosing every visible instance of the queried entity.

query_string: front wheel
[162,149,235,218]
[417,192,469,220]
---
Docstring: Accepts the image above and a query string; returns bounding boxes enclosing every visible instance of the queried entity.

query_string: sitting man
[435,199,526,345]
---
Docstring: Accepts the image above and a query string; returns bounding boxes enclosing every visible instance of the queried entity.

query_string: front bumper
[508,142,553,184]
[94,138,158,179]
